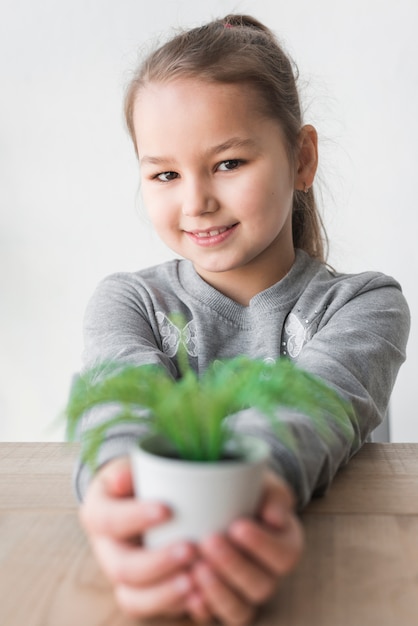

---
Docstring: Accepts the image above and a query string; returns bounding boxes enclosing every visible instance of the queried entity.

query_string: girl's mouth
[185,223,238,246]
[194,226,228,238]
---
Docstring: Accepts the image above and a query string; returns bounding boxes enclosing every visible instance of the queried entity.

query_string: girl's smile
[185,223,238,245]
[134,78,303,304]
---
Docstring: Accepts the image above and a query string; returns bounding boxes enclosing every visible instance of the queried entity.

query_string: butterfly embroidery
[156,312,198,358]
[282,312,319,358]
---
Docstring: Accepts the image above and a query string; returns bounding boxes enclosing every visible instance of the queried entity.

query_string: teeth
[196,227,228,238]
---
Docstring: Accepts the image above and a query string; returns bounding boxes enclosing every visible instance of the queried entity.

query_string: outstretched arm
[232,278,410,508]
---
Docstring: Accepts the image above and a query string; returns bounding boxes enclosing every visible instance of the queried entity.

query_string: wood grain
[306,443,418,515]
[266,514,418,626]
[0,443,78,509]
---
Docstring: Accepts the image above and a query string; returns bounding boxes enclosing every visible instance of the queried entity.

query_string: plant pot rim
[133,433,270,468]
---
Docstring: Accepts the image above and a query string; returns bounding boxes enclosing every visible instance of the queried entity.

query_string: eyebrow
[210,137,258,155]
[140,137,258,166]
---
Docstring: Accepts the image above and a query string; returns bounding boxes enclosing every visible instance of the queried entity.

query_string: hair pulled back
[125,14,327,262]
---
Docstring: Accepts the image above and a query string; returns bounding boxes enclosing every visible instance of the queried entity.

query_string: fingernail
[201,534,219,550]
[174,573,192,594]
[196,563,215,584]
[145,503,166,521]
[171,542,192,562]
[267,505,288,526]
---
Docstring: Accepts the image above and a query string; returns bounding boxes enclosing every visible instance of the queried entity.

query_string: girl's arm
[74,272,176,501]
[187,278,409,623]
[232,277,410,509]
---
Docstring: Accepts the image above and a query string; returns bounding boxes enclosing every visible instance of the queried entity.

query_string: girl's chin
[191,260,244,276]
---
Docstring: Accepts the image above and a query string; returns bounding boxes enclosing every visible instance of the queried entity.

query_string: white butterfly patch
[282,312,319,359]
[156,312,198,358]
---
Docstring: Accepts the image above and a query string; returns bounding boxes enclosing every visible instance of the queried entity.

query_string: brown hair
[124,14,327,262]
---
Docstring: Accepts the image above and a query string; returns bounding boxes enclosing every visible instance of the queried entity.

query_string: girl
[75,14,410,625]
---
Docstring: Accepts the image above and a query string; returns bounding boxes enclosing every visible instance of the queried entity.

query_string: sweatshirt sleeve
[231,275,410,509]
[82,273,177,373]
[73,273,176,501]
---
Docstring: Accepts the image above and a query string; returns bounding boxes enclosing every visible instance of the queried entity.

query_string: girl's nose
[181,180,218,217]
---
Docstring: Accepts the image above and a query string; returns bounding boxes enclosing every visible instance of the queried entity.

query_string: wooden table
[1,443,418,626]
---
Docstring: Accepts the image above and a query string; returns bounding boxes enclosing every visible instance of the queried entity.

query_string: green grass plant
[66,353,354,469]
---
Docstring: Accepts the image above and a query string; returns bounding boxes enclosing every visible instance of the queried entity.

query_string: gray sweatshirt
[74,250,410,508]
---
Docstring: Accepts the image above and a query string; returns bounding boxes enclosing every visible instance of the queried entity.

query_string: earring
[303,183,309,194]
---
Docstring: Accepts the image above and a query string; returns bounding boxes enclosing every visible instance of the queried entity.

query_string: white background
[1,0,417,442]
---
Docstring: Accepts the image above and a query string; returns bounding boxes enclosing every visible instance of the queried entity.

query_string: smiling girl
[74,14,409,625]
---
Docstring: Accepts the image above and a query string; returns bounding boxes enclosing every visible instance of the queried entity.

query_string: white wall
[1,0,416,441]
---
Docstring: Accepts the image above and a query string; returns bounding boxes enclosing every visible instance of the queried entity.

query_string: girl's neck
[194,245,296,306]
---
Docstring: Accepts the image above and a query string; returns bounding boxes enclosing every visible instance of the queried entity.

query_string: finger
[101,457,135,498]
[81,461,171,539]
[200,534,276,604]
[228,514,304,576]
[80,490,170,539]
[92,536,198,586]
[186,592,213,624]
[258,471,296,523]
[89,457,133,500]
[193,562,256,626]
[115,573,194,619]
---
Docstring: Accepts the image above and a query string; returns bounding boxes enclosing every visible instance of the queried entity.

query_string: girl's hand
[79,457,199,619]
[188,471,304,626]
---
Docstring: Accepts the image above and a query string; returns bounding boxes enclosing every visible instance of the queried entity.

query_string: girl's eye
[155,171,178,182]
[217,159,242,171]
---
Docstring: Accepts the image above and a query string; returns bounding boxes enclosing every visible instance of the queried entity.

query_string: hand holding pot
[79,457,199,619]
[80,460,303,624]
[187,471,305,625]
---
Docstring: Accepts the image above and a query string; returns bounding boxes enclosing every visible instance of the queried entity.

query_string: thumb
[258,471,296,528]
[99,457,134,498]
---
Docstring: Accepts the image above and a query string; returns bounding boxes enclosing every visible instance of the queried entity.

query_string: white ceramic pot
[131,434,270,548]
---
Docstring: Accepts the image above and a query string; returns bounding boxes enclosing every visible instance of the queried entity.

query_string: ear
[294,125,318,192]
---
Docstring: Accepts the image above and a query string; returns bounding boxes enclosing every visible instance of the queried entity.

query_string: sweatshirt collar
[177,249,320,323]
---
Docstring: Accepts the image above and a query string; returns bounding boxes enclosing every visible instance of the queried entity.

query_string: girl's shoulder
[101,258,181,286]
[296,250,410,326]
[83,259,189,328]
[90,259,184,301]
[297,249,402,291]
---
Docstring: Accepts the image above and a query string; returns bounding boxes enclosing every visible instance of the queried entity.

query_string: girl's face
[134,79,303,304]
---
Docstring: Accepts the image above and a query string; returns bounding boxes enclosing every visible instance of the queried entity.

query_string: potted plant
[65,341,352,547]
